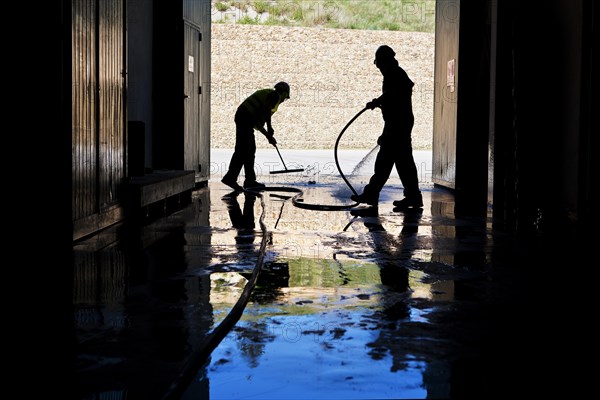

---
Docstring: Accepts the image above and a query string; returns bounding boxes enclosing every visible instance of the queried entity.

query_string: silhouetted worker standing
[221,82,291,191]
[351,45,422,209]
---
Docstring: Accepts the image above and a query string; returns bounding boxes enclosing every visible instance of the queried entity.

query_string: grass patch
[254,1,270,13]
[238,14,260,24]
[212,0,436,32]
[215,1,229,12]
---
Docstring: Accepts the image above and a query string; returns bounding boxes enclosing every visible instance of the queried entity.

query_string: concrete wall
[211,24,435,150]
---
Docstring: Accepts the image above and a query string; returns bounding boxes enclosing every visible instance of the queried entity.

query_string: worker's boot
[350,192,379,206]
[243,180,266,190]
[221,176,244,191]
[392,193,423,209]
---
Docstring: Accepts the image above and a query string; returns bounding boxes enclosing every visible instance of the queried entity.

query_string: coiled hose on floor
[291,106,369,210]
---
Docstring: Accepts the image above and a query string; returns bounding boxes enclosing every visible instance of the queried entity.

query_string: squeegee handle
[274,144,288,171]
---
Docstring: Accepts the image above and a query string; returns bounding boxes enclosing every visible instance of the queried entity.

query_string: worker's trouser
[223,107,257,183]
[362,124,420,201]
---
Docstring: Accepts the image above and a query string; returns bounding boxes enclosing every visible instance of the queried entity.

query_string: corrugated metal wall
[182,0,203,19]
[99,0,126,207]
[432,0,460,188]
[199,0,211,183]
[72,0,98,221]
[72,0,126,239]
[182,0,212,183]
[188,0,211,183]
[184,23,201,173]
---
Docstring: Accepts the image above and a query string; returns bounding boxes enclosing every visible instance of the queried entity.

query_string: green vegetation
[212,0,436,33]
[287,258,381,287]
[215,1,229,12]
[253,0,270,13]
[238,14,260,24]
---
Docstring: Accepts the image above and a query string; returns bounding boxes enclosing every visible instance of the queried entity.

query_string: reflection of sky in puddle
[202,257,446,399]
[198,185,464,399]
[205,311,428,399]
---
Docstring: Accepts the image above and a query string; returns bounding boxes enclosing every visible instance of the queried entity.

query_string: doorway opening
[209,0,436,186]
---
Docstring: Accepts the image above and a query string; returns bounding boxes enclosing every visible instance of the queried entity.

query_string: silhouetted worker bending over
[221,81,291,191]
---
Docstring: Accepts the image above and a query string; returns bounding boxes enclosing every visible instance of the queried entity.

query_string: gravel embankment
[211,24,434,150]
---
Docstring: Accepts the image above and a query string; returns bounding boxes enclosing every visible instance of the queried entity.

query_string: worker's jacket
[240,89,283,129]
[380,65,414,131]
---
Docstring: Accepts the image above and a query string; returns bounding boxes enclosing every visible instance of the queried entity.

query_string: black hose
[291,107,369,211]
[162,107,372,398]
[334,107,369,197]
[162,192,269,400]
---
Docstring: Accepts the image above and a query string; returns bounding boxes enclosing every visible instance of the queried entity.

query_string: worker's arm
[368,71,413,110]
[265,114,274,136]
[367,88,396,109]
[262,91,280,145]
[257,124,277,146]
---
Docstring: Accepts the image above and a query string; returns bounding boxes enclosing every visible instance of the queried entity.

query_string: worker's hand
[267,134,277,146]
[366,99,379,110]
[267,127,275,136]
[377,135,384,145]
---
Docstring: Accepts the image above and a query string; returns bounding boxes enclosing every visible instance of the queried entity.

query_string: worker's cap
[274,81,290,99]
[374,45,396,64]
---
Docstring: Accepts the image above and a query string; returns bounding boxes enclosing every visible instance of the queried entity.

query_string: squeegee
[270,144,304,174]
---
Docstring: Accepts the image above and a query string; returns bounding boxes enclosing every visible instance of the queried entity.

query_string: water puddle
[73,183,495,400]
[189,250,458,399]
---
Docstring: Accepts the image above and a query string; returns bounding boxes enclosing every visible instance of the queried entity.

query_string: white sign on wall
[447,59,455,93]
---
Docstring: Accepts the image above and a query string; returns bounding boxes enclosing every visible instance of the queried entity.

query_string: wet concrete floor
[72,153,582,399]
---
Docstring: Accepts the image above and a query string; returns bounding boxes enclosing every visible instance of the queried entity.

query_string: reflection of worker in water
[221,82,291,192]
[351,45,423,210]
[361,208,451,397]
[223,191,256,245]
[351,208,423,370]
[356,208,422,295]
[223,191,289,306]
